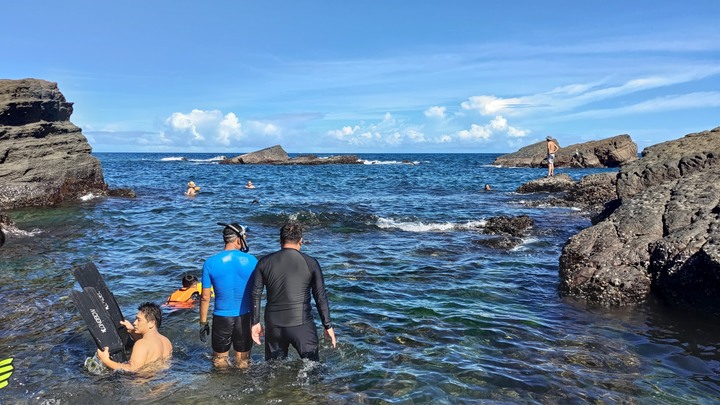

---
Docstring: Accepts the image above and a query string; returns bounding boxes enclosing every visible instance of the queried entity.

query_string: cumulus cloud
[455,115,527,142]
[424,106,446,119]
[326,112,526,148]
[162,109,244,146]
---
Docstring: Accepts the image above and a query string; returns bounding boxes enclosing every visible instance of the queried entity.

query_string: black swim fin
[70,287,127,362]
[73,262,133,349]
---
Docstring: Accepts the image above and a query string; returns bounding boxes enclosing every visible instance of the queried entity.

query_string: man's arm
[250,261,265,344]
[306,256,336,347]
[120,320,142,340]
[97,340,148,372]
[199,288,212,324]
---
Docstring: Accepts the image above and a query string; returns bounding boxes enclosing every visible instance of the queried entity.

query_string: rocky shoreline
[512,127,720,315]
[2,77,718,316]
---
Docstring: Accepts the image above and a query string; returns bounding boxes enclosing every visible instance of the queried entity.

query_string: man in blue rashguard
[199,222,257,368]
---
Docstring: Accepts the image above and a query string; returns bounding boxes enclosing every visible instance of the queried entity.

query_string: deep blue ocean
[1,152,719,404]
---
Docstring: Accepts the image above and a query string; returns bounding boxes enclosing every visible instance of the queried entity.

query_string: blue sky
[4,1,719,154]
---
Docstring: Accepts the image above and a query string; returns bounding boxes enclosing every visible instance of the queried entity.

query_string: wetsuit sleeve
[305,255,333,330]
[251,259,265,325]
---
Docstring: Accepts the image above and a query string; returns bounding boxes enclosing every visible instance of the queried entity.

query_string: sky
[3,1,719,154]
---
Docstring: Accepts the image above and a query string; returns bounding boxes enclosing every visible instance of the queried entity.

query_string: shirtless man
[546,136,559,177]
[97,302,172,372]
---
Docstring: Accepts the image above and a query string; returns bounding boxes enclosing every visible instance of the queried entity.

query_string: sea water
[0,153,718,404]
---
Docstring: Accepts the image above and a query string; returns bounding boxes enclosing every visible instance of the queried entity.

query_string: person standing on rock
[546,136,560,177]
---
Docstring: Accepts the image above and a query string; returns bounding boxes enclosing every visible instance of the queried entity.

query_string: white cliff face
[0,79,106,209]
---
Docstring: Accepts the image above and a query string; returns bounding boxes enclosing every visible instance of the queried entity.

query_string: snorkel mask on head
[217,222,250,253]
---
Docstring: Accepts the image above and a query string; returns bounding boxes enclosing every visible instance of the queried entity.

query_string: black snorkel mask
[217,222,250,253]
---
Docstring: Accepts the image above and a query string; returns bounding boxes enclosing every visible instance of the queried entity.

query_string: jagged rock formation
[473,215,534,250]
[515,172,619,221]
[493,135,638,168]
[0,79,106,209]
[559,127,720,315]
[221,145,361,165]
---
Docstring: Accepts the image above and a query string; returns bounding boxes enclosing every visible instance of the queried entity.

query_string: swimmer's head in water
[182,274,198,288]
[188,181,196,188]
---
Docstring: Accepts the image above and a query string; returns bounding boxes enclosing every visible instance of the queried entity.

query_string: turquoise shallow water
[1,152,719,404]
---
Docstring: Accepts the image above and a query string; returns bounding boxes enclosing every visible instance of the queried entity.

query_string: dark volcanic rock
[483,215,533,237]
[108,188,137,198]
[0,79,107,209]
[516,174,575,193]
[221,145,361,165]
[473,215,534,250]
[494,135,638,168]
[559,127,720,315]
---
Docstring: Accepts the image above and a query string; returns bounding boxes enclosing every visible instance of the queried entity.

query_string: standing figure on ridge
[251,221,336,362]
[546,136,560,177]
[199,222,258,368]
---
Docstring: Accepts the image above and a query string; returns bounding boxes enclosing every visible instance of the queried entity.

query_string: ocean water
[1,152,719,404]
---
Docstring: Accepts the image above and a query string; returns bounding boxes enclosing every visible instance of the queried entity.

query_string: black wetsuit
[252,248,332,360]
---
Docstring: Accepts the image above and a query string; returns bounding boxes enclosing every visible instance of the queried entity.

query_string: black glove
[199,322,210,342]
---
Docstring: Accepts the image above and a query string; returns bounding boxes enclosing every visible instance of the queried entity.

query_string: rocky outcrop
[493,135,638,168]
[221,145,361,165]
[0,79,106,209]
[515,174,575,193]
[515,172,619,221]
[559,127,720,315]
[473,215,534,250]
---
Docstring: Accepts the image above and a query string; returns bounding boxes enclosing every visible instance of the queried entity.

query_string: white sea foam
[4,225,43,237]
[376,217,486,232]
[188,155,226,163]
[80,193,98,201]
[161,156,187,162]
[511,236,540,252]
[360,159,420,165]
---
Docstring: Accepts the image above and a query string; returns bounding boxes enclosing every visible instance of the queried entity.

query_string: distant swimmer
[96,302,172,373]
[484,184,492,191]
[164,275,200,309]
[186,181,201,196]
[245,181,256,189]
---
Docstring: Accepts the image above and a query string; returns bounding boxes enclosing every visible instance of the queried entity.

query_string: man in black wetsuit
[251,221,336,361]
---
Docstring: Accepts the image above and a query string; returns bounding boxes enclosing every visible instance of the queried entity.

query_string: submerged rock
[559,127,720,315]
[474,214,534,250]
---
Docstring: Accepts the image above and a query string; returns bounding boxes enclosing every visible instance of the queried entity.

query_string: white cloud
[457,124,491,140]
[424,106,446,119]
[460,69,720,118]
[564,91,720,119]
[328,125,360,140]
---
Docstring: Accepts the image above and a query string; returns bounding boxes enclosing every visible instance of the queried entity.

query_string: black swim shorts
[264,322,319,361]
[211,313,252,353]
